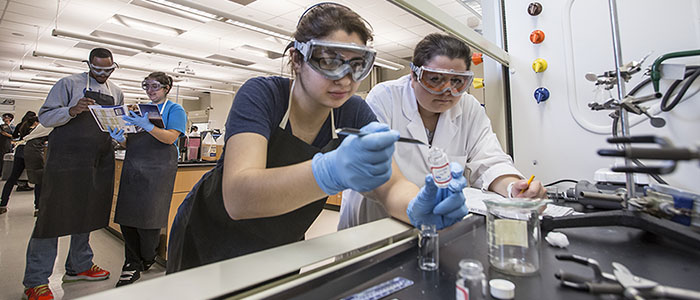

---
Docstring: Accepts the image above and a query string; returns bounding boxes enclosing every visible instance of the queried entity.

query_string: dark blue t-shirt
[224,76,377,149]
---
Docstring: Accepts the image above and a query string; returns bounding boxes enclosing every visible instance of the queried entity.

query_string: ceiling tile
[245,0,303,18]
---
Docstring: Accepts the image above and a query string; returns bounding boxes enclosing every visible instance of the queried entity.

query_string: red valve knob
[530,30,545,44]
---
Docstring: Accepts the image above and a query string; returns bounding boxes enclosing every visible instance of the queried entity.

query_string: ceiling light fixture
[146,0,404,70]
[52,29,281,76]
[18,65,236,95]
[146,0,293,40]
[107,14,185,37]
[32,51,243,86]
[373,57,405,71]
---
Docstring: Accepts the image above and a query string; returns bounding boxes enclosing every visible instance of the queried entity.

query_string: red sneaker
[23,284,54,300]
[62,264,110,282]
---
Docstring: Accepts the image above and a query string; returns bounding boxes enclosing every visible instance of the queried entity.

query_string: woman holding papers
[108,71,187,287]
[339,34,548,230]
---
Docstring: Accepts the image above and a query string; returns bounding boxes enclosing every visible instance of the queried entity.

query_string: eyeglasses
[141,80,164,91]
[294,39,376,82]
[87,62,118,76]
[410,63,474,96]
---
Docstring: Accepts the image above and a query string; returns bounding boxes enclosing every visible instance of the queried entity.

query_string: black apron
[114,101,178,229]
[33,75,116,238]
[24,137,48,185]
[167,81,340,273]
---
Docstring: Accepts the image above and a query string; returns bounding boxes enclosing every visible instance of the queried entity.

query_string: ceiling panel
[1,0,467,102]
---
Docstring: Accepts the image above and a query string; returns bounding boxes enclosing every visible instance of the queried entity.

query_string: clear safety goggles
[141,80,165,91]
[294,39,376,82]
[87,62,118,76]
[410,63,474,96]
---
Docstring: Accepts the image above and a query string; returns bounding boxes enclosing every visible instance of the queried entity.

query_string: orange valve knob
[530,30,545,44]
[532,58,548,73]
[472,53,483,65]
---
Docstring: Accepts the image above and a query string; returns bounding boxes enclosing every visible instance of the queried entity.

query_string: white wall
[505,0,700,192]
[200,93,234,131]
[12,100,43,124]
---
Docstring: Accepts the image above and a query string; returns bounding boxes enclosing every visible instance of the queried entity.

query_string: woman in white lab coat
[339,33,547,229]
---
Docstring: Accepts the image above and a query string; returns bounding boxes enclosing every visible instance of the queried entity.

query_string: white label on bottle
[456,284,469,300]
[431,163,451,187]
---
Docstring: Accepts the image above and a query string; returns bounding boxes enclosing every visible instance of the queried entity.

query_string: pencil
[517,175,535,195]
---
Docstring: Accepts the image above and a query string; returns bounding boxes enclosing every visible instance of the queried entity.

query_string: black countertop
[268,216,700,300]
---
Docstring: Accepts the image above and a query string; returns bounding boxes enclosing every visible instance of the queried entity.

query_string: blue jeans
[23,233,94,288]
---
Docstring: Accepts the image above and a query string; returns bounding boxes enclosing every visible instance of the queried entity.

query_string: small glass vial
[418,224,439,271]
[428,147,451,188]
[456,259,487,300]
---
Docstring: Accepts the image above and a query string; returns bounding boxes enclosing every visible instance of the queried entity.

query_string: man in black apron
[22,48,123,300]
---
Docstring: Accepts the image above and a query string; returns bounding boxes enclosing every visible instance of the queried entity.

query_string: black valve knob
[528,2,543,16]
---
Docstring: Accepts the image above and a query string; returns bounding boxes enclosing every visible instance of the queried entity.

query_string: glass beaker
[483,198,547,276]
[418,224,439,271]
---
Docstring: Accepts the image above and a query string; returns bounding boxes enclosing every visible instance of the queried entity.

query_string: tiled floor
[0,184,339,299]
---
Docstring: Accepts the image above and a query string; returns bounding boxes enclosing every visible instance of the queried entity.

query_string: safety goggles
[410,63,474,96]
[294,39,376,82]
[87,62,118,76]
[141,80,164,91]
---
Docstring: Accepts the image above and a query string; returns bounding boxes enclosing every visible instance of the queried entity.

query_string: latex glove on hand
[312,122,400,195]
[509,179,547,199]
[407,163,469,230]
[123,111,154,132]
[108,126,125,143]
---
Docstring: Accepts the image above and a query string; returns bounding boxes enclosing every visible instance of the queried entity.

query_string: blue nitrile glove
[407,162,469,230]
[407,174,444,228]
[433,163,469,228]
[108,126,125,142]
[311,122,400,195]
[123,111,154,132]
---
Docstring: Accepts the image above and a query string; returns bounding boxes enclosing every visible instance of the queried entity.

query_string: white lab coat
[338,75,523,230]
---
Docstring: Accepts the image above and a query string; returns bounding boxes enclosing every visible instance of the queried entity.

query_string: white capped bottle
[428,147,451,188]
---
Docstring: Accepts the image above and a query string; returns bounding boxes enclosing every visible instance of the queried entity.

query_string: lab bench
[108,159,216,259]
[84,215,700,299]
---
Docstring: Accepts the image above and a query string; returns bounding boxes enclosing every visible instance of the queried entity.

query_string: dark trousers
[0,149,36,208]
[120,225,160,270]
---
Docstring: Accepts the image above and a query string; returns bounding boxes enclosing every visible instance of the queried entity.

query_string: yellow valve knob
[532,58,548,73]
[472,78,484,89]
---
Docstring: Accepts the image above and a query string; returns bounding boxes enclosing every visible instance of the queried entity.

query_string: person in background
[12,111,37,192]
[189,125,199,136]
[0,112,13,212]
[166,3,469,274]
[108,72,187,287]
[339,34,547,230]
[0,114,38,215]
[21,120,52,217]
[22,47,123,300]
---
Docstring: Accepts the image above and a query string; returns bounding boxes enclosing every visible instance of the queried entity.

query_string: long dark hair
[13,111,36,139]
[286,3,373,75]
[18,115,38,139]
[412,33,472,72]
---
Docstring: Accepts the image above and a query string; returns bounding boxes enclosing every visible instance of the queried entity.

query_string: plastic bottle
[456,259,487,300]
[201,132,217,161]
[428,147,451,188]
[214,134,225,161]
